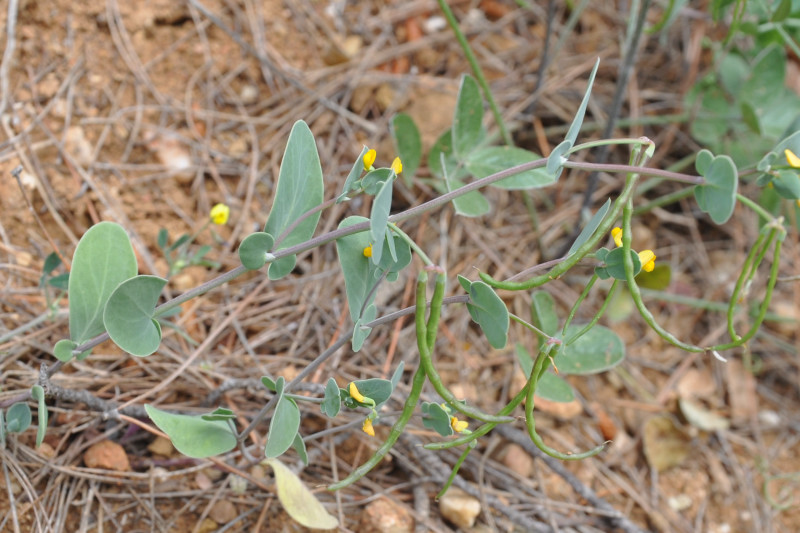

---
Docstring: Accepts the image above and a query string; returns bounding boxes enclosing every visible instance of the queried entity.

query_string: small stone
[83,440,131,471]
[375,84,395,112]
[439,487,481,529]
[147,436,174,457]
[36,442,56,459]
[500,443,533,478]
[358,497,414,533]
[758,410,780,427]
[668,494,693,512]
[240,85,259,105]
[65,126,94,166]
[195,471,213,491]
[209,500,237,524]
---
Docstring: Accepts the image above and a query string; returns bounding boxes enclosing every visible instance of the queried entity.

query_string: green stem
[565,280,618,345]
[436,0,512,146]
[524,347,605,459]
[562,275,599,335]
[737,193,775,223]
[436,442,475,499]
[726,230,770,342]
[389,222,432,266]
[479,172,639,291]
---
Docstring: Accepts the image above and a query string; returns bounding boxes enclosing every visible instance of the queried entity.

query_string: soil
[1,1,799,532]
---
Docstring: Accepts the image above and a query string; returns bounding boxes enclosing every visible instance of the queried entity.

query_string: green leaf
[530,291,559,342]
[772,170,800,199]
[265,458,338,529]
[422,402,454,437]
[465,146,554,190]
[238,232,275,270]
[201,407,236,422]
[369,176,395,266]
[564,58,600,147]
[31,385,47,447]
[265,377,301,459]
[515,343,534,377]
[145,404,237,458]
[291,432,308,465]
[392,114,421,185]
[559,324,625,374]
[536,372,575,403]
[694,154,738,224]
[568,199,611,256]
[637,264,672,290]
[457,275,472,292]
[48,273,69,290]
[68,222,137,344]
[695,149,714,175]
[447,171,491,217]
[103,275,167,357]
[338,146,369,203]
[336,216,411,331]
[546,139,572,180]
[264,120,324,280]
[452,75,484,157]
[428,130,457,178]
[352,304,377,351]
[53,339,78,362]
[771,0,792,21]
[5,403,32,433]
[466,281,509,349]
[350,378,393,407]
[594,247,642,281]
[321,378,341,418]
[261,375,277,392]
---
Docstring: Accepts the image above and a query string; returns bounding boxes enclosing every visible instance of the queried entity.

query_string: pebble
[439,487,481,529]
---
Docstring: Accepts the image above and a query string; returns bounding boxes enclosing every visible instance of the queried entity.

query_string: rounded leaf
[239,232,275,270]
[68,222,137,344]
[465,146,553,190]
[559,324,625,375]
[6,402,32,433]
[54,339,78,362]
[694,154,738,224]
[466,281,509,349]
[145,404,237,458]
[104,275,167,357]
[535,372,575,403]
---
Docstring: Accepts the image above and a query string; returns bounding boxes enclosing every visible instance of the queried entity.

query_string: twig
[495,424,647,533]
[0,0,19,115]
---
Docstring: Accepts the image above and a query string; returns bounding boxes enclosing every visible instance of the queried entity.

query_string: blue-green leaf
[68,222,137,344]
[452,75,484,158]
[338,146,370,203]
[291,432,308,465]
[5,402,31,433]
[321,378,341,418]
[369,176,395,266]
[536,372,575,403]
[31,385,47,447]
[530,291,559,342]
[53,339,78,362]
[568,199,611,256]
[422,401,454,437]
[466,281,509,349]
[264,121,324,280]
[546,139,573,181]
[694,154,738,224]
[103,275,167,357]
[266,377,301,459]
[392,114,421,186]
[559,324,625,375]
[564,58,600,147]
[465,146,553,190]
[594,247,642,281]
[238,232,275,270]
[145,404,237,458]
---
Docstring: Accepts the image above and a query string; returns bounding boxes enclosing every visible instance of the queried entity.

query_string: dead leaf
[676,368,717,400]
[679,398,730,431]
[642,416,690,472]
[264,458,338,530]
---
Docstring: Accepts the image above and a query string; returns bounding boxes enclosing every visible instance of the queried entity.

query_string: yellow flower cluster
[611,227,656,273]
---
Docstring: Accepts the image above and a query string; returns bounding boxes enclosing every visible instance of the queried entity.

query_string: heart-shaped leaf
[559,324,625,375]
[104,275,167,357]
[694,154,738,224]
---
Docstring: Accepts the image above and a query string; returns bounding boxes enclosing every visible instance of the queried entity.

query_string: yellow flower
[363,149,376,171]
[611,227,623,248]
[786,149,800,169]
[362,417,375,437]
[391,157,403,175]
[638,249,656,273]
[363,244,373,258]
[349,382,366,403]
[450,416,468,433]
[210,203,230,225]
